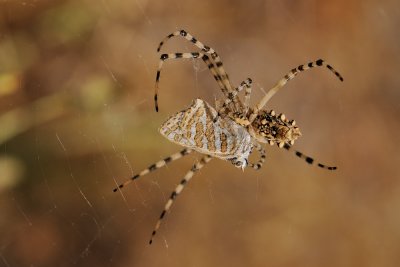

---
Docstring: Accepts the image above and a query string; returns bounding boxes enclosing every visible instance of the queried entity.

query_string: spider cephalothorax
[250,110,301,147]
[114,29,343,245]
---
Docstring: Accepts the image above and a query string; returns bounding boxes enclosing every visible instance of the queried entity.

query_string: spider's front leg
[248,143,266,170]
[157,30,215,54]
[157,30,232,93]
[112,148,192,192]
[214,78,253,123]
[155,52,205,112]
[155,52,236,111]
[149,155,212,245]
[156,30,238,110]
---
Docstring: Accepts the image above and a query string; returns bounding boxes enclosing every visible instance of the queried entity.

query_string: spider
[113,30,343,244]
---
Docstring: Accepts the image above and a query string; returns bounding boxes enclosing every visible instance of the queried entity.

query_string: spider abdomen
[160,99,253,168]
[250,110,301,147]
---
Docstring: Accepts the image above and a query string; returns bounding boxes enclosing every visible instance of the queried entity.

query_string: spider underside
[113,30,343,244]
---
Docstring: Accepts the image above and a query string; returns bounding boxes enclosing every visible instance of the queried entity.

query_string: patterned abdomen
[160,99,253,168]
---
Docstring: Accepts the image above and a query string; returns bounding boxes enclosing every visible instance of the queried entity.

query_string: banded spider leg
[113,148,192,192]
[212,60,342,170]
[149,155,212,244]
[155,29,243,112]
[249,59,344,122]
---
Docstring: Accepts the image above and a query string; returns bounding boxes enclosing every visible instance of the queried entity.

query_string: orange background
[1,1,399,266]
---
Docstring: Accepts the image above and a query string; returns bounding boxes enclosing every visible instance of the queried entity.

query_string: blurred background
[1,0,399,266]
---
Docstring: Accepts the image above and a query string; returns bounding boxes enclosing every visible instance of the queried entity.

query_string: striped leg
[202,54,226,93]
[202,54,239,111]
[149,155,212,245]
[154,52,229,110]
[248,143,266,170]
[157,30,234,95]
[243,78,253,114]
[216,78,252,120]
[155,52,205,112]
[112,148,192,192]
[283,143,337,170]
[209,52,235,99]
[202,54,242,112]
[249,59,344,123]
[157,30,214,53]
[154,51,240,112]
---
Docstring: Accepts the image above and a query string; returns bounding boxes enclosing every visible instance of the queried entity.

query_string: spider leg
[155,52,205,112]
[202,54,238,111]
[154,51,241,112]
[283,143,337,170]
[203,54,243,112]
[217,78,252,118]
[157,30,214,53]
[149,155,212,244]
[243,78,253,115]
[248,143,266,170]
[112,148,192,192]
[202,54,225,93]
[157,30,234,96]
[154,53,226,107]
[249,59,343,123]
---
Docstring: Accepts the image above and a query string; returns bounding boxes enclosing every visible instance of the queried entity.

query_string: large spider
[113,30,343,244]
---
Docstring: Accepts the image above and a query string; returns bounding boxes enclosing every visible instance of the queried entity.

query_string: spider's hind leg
[283,143,337,170]
[249,59,343,123]
[149,155,212,245]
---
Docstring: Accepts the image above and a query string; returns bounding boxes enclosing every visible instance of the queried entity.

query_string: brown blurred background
[1,0,399,266]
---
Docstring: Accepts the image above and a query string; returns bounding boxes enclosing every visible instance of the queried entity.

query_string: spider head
[230,157,248,170]
[228,138,253,170]
[251,110,301,148]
